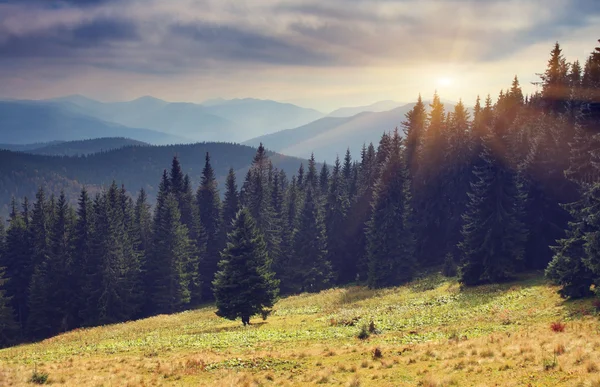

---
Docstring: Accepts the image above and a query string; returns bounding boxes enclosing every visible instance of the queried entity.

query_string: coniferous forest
[1,40,600,348]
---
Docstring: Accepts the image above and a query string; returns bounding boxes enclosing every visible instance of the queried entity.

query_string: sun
[437,77,454,88]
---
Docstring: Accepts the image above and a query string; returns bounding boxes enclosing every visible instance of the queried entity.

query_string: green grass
[1,273,599,386]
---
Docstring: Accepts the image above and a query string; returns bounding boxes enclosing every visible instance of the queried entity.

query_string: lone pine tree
[213,208,279,326]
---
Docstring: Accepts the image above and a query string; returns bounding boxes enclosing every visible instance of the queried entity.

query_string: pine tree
[26,187,53,339]
[0,265,18,348]
[197,152,222,301]
[213,208,279,326]
[2,200,31,330]
[403,94,427,179]
[149,191,193,314]
[222,167,240,236]
[459,136,527,285]
[546,196,596,298]
[366,129,415,288]
[47,192,74,332]
[325,157,350,283]
[306,153,319,194]
[319,162,330,195]
[290,189,332,293]
[443,100,472,257]
[416,92,448,266]
[70,188,93,329]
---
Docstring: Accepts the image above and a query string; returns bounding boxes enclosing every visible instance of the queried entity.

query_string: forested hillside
[0,39,599,351]
[26,138,149,156]
[0,143,308,216]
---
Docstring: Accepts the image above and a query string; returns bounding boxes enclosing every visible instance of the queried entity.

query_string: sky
[0,0,599,112]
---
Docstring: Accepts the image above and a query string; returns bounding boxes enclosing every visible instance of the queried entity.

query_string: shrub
[593,299,600,312]
[29,371,49,385]
[550,321,566,333]
[442,253,457,277]
[372,347,383,359]
[357,325,370,340]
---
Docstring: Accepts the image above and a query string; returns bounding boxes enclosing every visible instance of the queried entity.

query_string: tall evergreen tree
[0,265,18,348]
[197,152,222,301]
[403,94,427,179]
[366,130,415,288]
[213,208,279,326]
[290,189,332,293]
[26,187,54,339]
[325,157,350,283]
[149,190,193,314]
[319,162,330,195]
[459,136,527,285]
[222,167,240,236]
[2,200,31,330]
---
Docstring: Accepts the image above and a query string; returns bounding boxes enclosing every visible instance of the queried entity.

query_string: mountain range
[244,101,458,162]
[46,95,324,143]
[0,141,309,216]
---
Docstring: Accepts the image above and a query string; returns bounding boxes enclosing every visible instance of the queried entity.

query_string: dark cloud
[0,0,599,78]
[170,22,333,66]
[0,18,139,58]
[0,0,114,6]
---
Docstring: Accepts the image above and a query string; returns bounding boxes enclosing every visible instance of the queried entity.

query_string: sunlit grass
[1,273,599,386]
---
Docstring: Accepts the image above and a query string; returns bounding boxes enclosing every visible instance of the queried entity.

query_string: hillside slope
[0,142,307,215]
[245,106,416,161]
[1,274,598,386]
[27,137,149,156]
[0,101,188,145]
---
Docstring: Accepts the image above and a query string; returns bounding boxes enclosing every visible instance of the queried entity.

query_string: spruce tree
[70,188,93,329]
[149,191,193,314]
[290,188,332,293]
[459,136,527,285]
[319,162,330,195]
[26,187,53,339]
[366,129,415,288]
[306,153,319,194]
[3,200,31,330]
[325,157,350,283]
[222,167,240,236]
[0,266,18,348]
[403,94,427,179]
[197,152,222,301]
[213,208,279,326]
[47,192,73,332]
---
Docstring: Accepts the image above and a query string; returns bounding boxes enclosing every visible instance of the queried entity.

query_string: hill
[0,142,308,215]
[245,101,465,162]
[1,273,598,386]
[0,101,188,145]
[327,100,403,117]
[23,138,149,156]
[0,141,65,152]
[49,95,324,143]
[244,105,418,161]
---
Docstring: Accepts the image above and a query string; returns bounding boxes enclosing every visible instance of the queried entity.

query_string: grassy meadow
[1,273,600,386]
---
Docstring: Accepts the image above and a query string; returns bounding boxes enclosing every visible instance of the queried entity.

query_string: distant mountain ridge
[245,100,461,162]
[46,95,325,143]
[0,101,188,145]
[327,100,403,117]
[27,138,149,156]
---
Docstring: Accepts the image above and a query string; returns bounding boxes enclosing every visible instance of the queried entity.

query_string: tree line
[0,39,600,347]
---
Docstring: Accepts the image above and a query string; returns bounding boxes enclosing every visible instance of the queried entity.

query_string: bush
[442,253,457,277]
[29,371,49,385]
[372,347,383,359]
[550,321,566,333]
[357,325,370,340]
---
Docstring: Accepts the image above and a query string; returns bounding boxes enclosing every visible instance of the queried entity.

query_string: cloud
[0,0,598,106]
